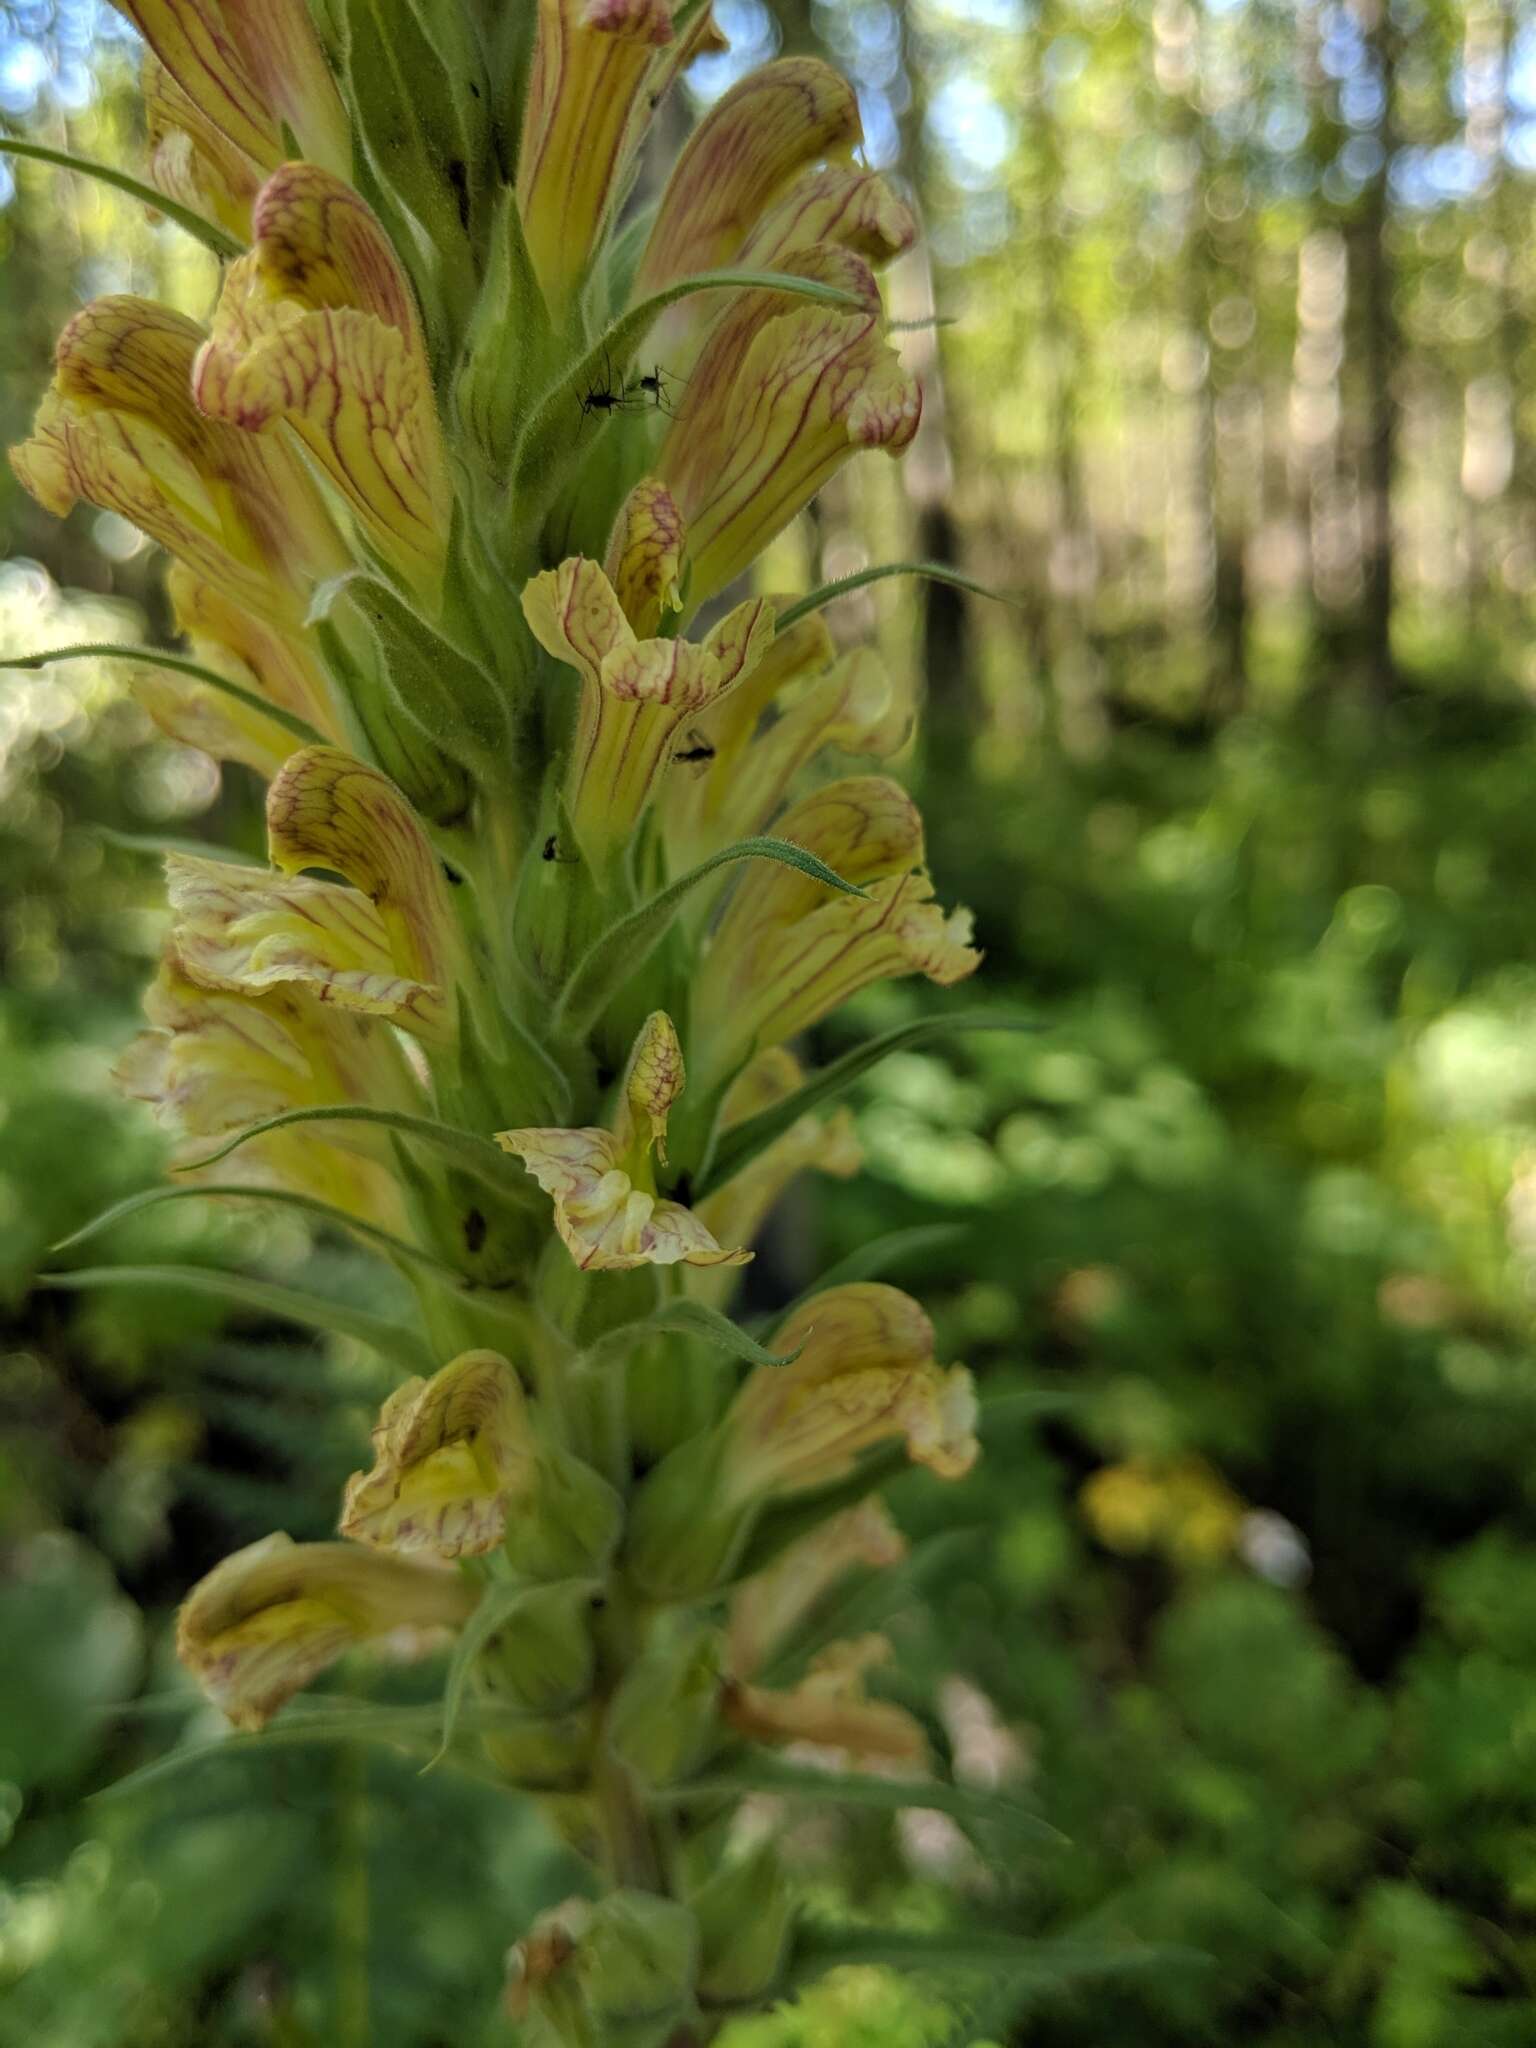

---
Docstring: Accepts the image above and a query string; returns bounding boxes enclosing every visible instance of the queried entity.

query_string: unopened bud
[482,1706,595,1793]
[507,1891,699,2048]
[504,1443,624,1583]
[690,1844,794,2006]
[606,1620,725,1788]
[477,1580,598,1718]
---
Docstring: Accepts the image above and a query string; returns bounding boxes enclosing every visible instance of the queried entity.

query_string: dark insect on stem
[542,833,578,863]
[672,726,715,767]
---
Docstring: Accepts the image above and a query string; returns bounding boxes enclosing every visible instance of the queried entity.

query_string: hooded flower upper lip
[8,296,348,626]
[497,1012,751,1272]
[192,164,451,594]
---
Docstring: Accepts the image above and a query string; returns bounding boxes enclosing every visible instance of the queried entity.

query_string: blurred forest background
[3,0,1536,2042]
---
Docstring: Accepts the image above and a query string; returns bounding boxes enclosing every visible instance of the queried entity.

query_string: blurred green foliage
[5,0,1536,2043]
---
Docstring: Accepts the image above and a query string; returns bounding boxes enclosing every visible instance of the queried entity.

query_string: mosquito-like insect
[541,833,579,863]
[627,363,682,419]
[578,349,646,422]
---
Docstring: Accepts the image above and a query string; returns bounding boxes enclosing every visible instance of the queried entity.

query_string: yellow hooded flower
[520,551,774,868]
[723,1633,928,1767]
[728,1499,905,1679]
[341,1351,534,1560]
[655,245,921,607]
[168,748,465,1047]
[8,297,347,626]
[115,951,418,1228]
[688,1049,860,1309]
[632,58,916,377]
[516,0,722,321]
[719,1282,978,1506]
[695,776,980,1085]
[177,1532,474,1730]
[665,616,911,873]
[142,51,263,242]
[111,0,349,181]
[192,164,451,595]
[497,1012,750,1272]
[126,563,347,780]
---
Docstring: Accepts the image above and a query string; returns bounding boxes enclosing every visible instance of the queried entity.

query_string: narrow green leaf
[1,641,330,747]
[95,828,252,865]
[50,1183,465,1280]
[657,1762,1062,1844]
[697,1012,1038,1198]
[787,1924,1202,1988]
[980,1386,1085,1430]
[580,1298,805,1372]
[774,561,1019,635]
[174,1104,526,1193]
[95,1698,537,1803]
[778,1223,970,1318]
[511,267,866,516]
[0,138,245,258]
[427,1578,529,1773]
[36,1266,433,1374]
[556,836,864,1038]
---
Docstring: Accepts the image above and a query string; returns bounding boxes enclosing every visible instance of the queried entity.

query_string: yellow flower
[177,1532,474,1730]
[720,1282,978,1506]
[695,776,980,1085]
[728,1499,905,1679]
[142,51,263,241]
[516,0,721,322]
[115,952,418,1228]
[632,58,915,378]
[8,297,348,626]
[167,748,465,1047]
[341,1352,533,1560]
[192,164,451,595]
[497,1012,750,1272]
[664,617,910,873]
[655,245,921,606]
[723,1634,928,1766]
[127,564,347,780]
[111,0,349,180]
[688,1049,860,1308]
[520,552,774,868]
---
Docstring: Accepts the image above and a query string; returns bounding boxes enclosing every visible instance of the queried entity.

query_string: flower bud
[606,1619,724,1787]
[503,1443,625,1583]
[476,1580,598,1717]
[723,1634,929,1767]
[689,1844,794,2007]
[481,1706,595,1792]
[340,1351,532,1560]
[507,1891,700,2048]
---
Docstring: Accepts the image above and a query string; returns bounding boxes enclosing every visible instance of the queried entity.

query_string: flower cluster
[14,0,984,2028]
